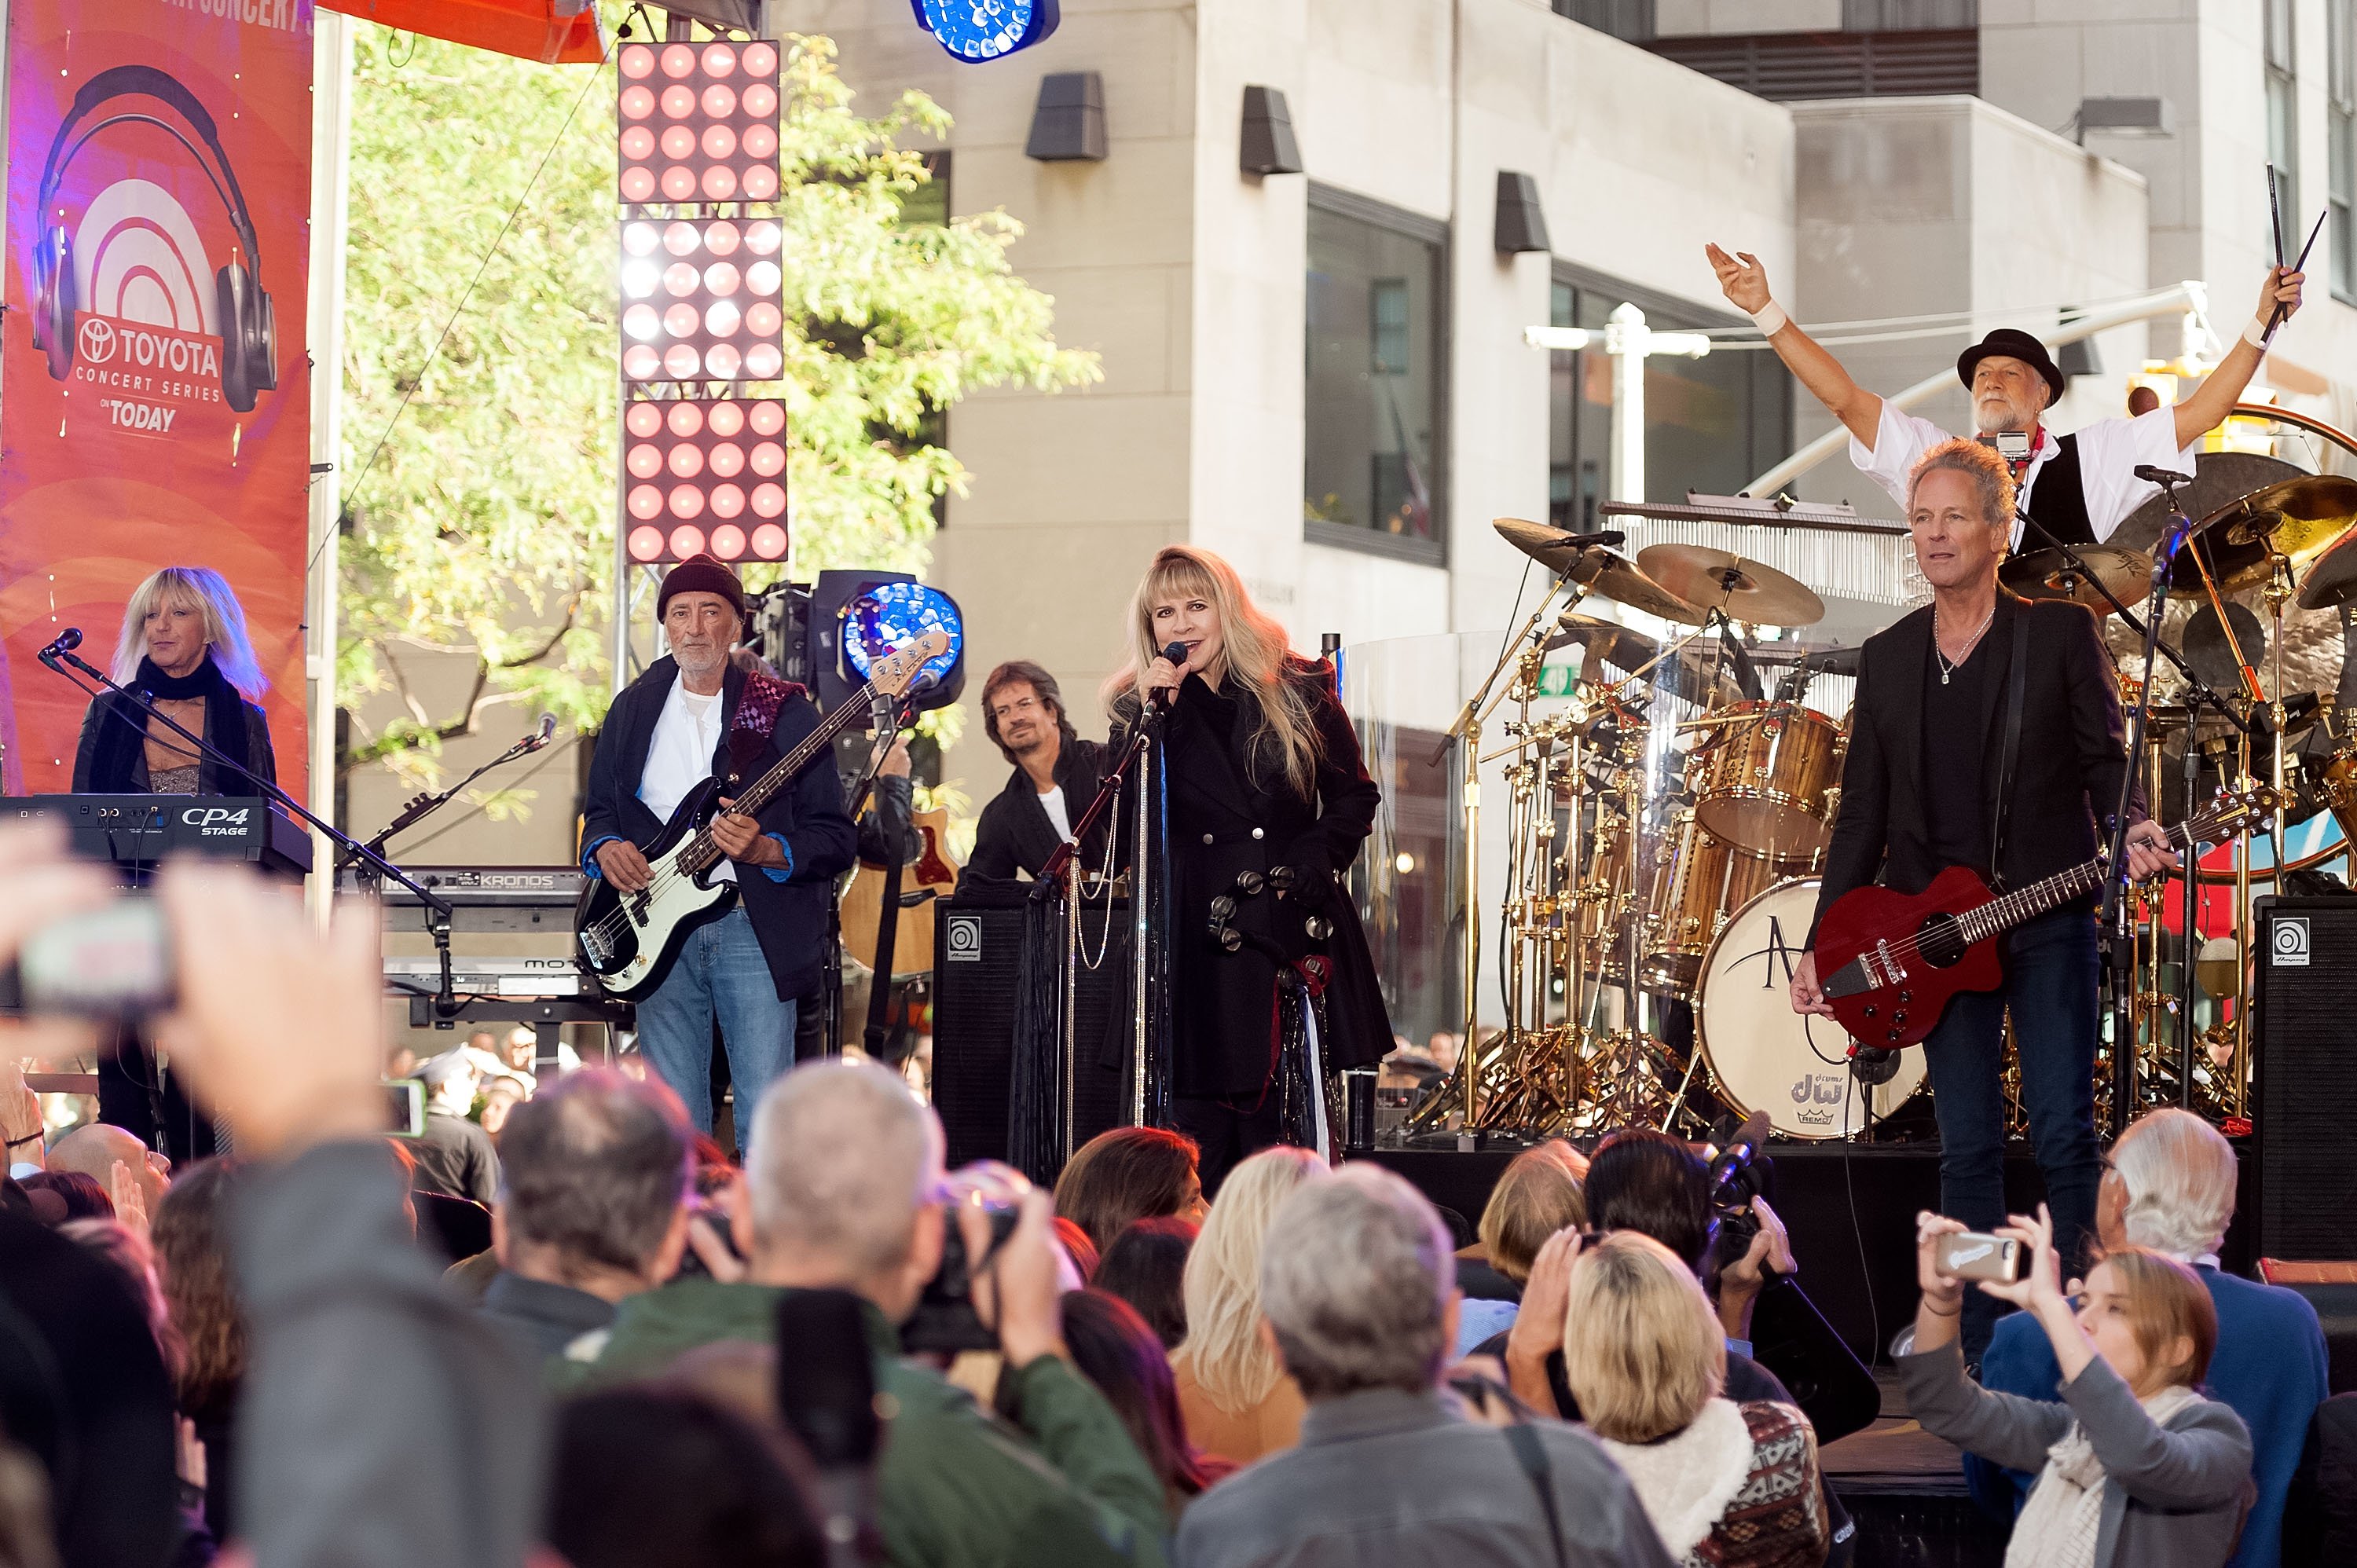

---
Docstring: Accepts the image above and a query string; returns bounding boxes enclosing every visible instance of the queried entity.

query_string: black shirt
[1921,624,1992,882]
[410,1112,501,1206]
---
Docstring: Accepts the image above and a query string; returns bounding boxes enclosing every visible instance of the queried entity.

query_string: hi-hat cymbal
[1637,544,1826,628]
[1492,518,1703,622]
[2112,452,2307,556]
[2001,544,2152,614]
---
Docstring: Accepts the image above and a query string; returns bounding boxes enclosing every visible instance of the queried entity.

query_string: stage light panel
[843,581,964,691]
[618,216,785,384]
[618,39,782,206]
[621,397,790,564]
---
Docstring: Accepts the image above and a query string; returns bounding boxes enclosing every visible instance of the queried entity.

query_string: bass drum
[1695,879,1926,1140]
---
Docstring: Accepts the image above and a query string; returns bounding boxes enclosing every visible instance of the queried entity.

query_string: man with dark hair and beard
[961,659,1111,885]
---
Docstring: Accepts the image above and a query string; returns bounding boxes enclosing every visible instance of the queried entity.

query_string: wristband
[2244,316,2268,350]
[1750,300,1791,336]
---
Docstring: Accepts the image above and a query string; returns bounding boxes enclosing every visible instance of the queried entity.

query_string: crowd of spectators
[0,819,2349,1568]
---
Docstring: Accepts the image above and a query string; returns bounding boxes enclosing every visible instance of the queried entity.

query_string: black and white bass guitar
[573,631,948,1000]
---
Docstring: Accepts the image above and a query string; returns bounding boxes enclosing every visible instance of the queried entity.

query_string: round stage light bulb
[620,167,656,202]
[667,444,705,478]
[661,85,695,119]
[703,262,742,297]
[740,165,780,202]
[702,42,739,78]
[1394,852,1417,875]
[660,166,698,201]
[625,402,664,438]
[662,222,699,257]
[705,301,742,337]
[744,260,782,296]
[708,441,746,478]
[702,124,739,160]
[622,222,661,256]
[702,84,739,119]
[744,221,783,256]
[619,85,655,121]
[627,485,662,521]
[751,522,789,559]
[668,486,706,521]
[663,302,700,338]
[666,401,704,437]
[662,261,698,297]
[709,524,748,560]
[627,524,665,561]
[669,524,707,559]
[703,221,742,256]
[742,82,779,119]
[663,343,702,379]
[750,484,786,520]
[702,166,739,201]
[743,42,779,77]
[706,401,746,437]
[622,345,662,379]
[619,258,660,299]
[660,124,695,160]
[710,484,747,518]
[661,43,696,78]
[750,441,785,478]
[703,343,744,379]
[626,443,663,479]
[748,401,786,436]
[742,343,783,381]
[619,45,655,80]
[746,302,783,338]
[621,303,662,342]
[742,123,779,161]
[621,126,656,161]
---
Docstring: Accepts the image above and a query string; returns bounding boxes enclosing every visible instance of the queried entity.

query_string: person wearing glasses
[962,659,1112,885]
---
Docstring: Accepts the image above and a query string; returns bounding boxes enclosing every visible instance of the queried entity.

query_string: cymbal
[1636,544,1826,628]
[2143,689,2321,743]
[2298,526,2357,610]
[2001,545,2152,614]
[1543,614,1660,674]
[1492,518,1704,622]
[2168,473,2357,598]
[2112,451,2306,556]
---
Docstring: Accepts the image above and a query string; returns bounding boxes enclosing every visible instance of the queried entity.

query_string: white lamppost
[1523,302,1711,502]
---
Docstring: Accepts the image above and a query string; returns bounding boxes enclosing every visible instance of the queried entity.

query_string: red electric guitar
[1814,786,2272,1050]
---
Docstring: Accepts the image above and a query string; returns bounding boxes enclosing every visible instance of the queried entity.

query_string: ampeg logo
[2275,916,2311,967]
[945,914,983,962]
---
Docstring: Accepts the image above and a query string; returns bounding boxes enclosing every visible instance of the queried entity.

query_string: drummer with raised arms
[1706,245,2304,551]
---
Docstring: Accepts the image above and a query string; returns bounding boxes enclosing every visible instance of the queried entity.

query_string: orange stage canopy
[321,0,607,65]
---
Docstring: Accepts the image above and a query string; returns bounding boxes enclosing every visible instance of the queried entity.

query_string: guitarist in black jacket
[1787,440,2177,1359]
[579,555,857,1143]
[960,659,1111,886]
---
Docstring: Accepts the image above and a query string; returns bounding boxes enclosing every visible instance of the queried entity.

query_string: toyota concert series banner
[0,0,312,795]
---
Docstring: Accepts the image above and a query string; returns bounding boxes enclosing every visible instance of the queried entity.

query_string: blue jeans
[634,904,795,1145]
[1919,906,2103,1359]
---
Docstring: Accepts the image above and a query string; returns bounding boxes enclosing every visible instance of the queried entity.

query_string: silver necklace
[1934,603,1994,685]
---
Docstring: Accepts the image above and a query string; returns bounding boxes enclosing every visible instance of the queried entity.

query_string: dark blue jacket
[1968,1264,2328,1568]
[580,657,856,1001]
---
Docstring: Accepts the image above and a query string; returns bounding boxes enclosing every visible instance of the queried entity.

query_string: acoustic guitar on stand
[1813,786,2271,1050]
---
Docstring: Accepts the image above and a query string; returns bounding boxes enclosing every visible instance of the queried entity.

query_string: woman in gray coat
[1898,1206,2253,1568]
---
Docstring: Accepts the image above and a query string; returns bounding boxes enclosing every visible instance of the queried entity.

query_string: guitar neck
[678,683,880,874]
[1956,817,2201,947]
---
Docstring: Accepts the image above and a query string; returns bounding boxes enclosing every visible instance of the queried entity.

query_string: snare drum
[1695,879,1926,1139]
[1689,702,1847,861]
[1640,813,1785,996]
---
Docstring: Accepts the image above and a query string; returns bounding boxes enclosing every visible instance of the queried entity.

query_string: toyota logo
[78,317,115,365]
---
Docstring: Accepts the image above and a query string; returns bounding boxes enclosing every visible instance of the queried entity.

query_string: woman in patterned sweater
[1561,1231,1830,1568]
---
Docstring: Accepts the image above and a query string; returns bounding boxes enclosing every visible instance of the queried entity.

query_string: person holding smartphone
[1901,1207,2253,1568]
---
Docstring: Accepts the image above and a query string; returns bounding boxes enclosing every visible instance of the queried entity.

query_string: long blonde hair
[112,566,269,700]
[1103,546,1325,799]
[1560,1231,1727,1443]
[1172,1145,1329,1412]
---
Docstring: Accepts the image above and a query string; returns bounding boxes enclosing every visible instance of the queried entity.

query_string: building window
[1548,263,1791,529]
[2333,2,2355,302]
[1305,187,1448,562]
[2269,0,2301,262]
[1554,0,1654,40]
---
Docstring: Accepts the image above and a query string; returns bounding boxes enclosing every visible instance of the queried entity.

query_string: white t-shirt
[640,680,735,884]
[1039,783,1071,843]
[1849,401,2196,548]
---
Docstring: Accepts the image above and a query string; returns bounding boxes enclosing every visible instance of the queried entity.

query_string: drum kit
[1425,425,2357,1148]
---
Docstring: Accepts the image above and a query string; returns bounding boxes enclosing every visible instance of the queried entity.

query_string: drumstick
[2264,207,2326,346]
[2268,163,2286,276]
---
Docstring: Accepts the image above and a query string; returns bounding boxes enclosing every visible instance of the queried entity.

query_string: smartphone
[1934,1230,2026,1284]
[0,899,175,1020]
[382,1079,426,1139]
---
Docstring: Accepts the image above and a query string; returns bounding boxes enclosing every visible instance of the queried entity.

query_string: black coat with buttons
[1138,658,1395,1098]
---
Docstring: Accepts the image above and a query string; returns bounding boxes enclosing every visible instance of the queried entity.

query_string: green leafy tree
[339,23,1098,816]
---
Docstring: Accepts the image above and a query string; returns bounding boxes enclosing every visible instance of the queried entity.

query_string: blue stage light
[907,0,1061,63]
[843,581,964,708]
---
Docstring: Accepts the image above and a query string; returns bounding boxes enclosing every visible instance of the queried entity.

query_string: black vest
[2022,431,2095,546]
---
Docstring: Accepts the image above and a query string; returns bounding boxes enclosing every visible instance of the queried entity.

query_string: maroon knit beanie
[656,553,746,621]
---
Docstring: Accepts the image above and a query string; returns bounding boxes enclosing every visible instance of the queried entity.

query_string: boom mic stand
[344,719,555,880]
[36,638,464,1014]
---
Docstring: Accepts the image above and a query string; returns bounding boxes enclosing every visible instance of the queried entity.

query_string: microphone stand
[826,689,912,1057]
[343,726,553,878]
[37,645,463,1014]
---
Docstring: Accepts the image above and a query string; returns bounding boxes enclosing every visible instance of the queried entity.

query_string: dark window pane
[1306,202,1444,544]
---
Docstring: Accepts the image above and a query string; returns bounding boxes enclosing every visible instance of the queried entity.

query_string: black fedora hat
[1957,328,2066,408]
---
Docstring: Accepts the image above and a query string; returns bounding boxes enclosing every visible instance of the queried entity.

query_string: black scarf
[85,655,258,794]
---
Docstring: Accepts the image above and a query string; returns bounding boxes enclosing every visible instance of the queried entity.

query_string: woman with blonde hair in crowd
[1904,1205,2253,1568]
[75,564,276,795]
[1169,1145,1329,1463]
[1562,1230,1829,1568]
[1105,545,1393,1190]
[1457,1138,1589,1354]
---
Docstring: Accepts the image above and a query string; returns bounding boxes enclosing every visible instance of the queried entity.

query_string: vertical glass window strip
[2333,1,2355,301]
[2268,0,2302,258]
[1305,201,1446,548]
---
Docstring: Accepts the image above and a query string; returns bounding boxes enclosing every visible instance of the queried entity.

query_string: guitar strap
[1986,608,2030,892]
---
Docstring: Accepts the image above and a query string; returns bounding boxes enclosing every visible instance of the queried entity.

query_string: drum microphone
[1558,529,1625,550]
[520,713,557,752]
[2134,464,2193,487]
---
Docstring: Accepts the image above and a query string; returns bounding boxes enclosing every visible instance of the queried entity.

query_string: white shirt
[1039,783,1072,843]
[1850,401,2198,548]
[640,679,735,885]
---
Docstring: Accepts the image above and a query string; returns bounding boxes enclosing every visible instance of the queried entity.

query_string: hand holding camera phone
[1932,1230,2026,1284]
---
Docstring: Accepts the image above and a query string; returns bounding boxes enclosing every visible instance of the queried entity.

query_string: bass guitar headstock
[864,629,953,700]
[2187,781,2280,845]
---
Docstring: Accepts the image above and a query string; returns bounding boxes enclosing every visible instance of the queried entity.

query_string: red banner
[0,0,313,797]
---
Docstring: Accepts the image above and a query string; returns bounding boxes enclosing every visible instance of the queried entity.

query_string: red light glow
[621,398,791,563]
[617,41,783,213]
[618,216,785,384]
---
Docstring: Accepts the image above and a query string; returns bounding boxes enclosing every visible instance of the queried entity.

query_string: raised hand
[2258,264,2304,326]
[1706,243,1772,315]
[1978,1204,2064,1313]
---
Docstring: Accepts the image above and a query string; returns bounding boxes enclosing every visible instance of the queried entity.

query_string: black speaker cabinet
[2253,896,2357,1261]
[932,889,1131,1171]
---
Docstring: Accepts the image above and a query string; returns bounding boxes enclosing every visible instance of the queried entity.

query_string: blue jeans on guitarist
[634,904,795,1149]
[1918,905,2103,1360]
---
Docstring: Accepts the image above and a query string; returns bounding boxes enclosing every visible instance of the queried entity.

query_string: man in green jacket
[559,1057,1168,1567]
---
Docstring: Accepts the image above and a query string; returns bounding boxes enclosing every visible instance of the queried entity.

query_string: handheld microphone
[1149,639,1189,709]
[775,1288,885,1566]
[37,627,82,663]
[2134,464,2193,487]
